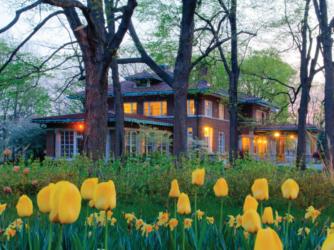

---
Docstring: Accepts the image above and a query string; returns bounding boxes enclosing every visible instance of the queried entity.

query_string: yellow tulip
[213,178,228,197]
[16,195,33,217]
[254,228,283,250]
[322,233,334,250]
[243,195,258,212]
[242,210,261,233]
[0,203,7,215]
[37,183,55,213]
[169,179,180,198]
[192,168,205,186]
[262,207,274,224]
[177,193,191,215]
[251,178,269,201]
[49,181,81,224]
[281,179,299,200]
[80,178,99,200]
[93,180,116,211]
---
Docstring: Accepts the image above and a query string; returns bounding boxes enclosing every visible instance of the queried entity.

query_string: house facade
[32,71,319,163]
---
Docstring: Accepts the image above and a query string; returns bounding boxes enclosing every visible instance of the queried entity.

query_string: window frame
[124,102,137,114]
[204,100,213,117]
[144,101,167,116]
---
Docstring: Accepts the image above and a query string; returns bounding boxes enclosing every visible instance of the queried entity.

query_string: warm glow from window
[289,134,296,139]
[204,126,210,137]
[274,132,281,138]
[187,99,195,115]
[219,103,225,119]
[124,102,137,114]
[75,123,85,132]
[144,101,167,116]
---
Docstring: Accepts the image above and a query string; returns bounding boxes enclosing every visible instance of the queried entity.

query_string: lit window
[144,101,167,116]
[125,130,137,154]
[219,103,225,119]
[124,102,137,114]
[203,126,213,152]
[204,100,213,117]
[187,99,195,115]
[60,131,74,158]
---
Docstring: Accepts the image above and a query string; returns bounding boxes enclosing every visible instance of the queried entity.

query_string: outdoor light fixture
[75,123,85,133]
[274,132,280,138]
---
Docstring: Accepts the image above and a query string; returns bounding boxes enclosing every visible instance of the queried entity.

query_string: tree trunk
[172,0,197,158]
[228,0,239,165]
[112,59,124,159]
[84,61,108,161]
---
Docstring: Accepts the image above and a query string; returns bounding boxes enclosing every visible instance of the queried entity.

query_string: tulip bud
[322,232,334,250]
[80,178,99,200]
[251,178,269,201]
[281,179,299,200]
[213,178,228,197]
[243,195,258,213]
[49,181,81,224]
[16,195,33,217]
[93,180,116,211]
[177,193,191,215]
[37,183,55,213]
[0,203,7,215]
[262,207,274,224]
[169,179,180,198]
[254,228,283,250]
[192,169,205,186]
[242,210,261,233]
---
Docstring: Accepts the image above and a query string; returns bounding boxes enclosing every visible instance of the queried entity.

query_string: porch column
[105,130,110,161]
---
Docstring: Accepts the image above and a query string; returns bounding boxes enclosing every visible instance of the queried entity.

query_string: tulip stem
[173,199,177,250]
[194,189,198,240]
[174,199,177,219]
[182,219,185,250]
[47,222,52,250]
[285,201,292,245]
[58,224,63,250]
[105,212,109,250]
[219,198,224,232]
[27,218,32,250]
[84,204,88,249]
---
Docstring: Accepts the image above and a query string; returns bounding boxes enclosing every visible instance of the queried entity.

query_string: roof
[239,94,279,112]
[32,113,173,127]
[124,70,173,82]
[254,124,320,132]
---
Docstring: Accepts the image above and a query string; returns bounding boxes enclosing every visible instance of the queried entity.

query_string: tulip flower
[0,203,6,215]
[37,183,55,213]
[177,193,191,215]
[49,181,82,224]
[281,179,299,200]
[254,228,283,250]
[80,178,99,200]
[243,195,258,213]
[169,179,181,198]
[322,232,334,250]
[213,178,228,197]
[93,180,116,211]
[191,168,205,186]
[262,207,274,224]
[251,178,269,201]
[242,210,261,233]
[16,195,33,217]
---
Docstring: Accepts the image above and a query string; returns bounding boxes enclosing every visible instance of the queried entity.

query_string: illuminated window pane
[219,103,224,119]
[143,101,167,116]
[124,102,137,114]
[187,100,195,115]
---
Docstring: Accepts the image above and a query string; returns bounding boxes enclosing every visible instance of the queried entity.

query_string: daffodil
[305,206,321,223]
[196,209,204,220]
[228,215,235,227]
[141,223,153,237]
[124,213,136,224]
[136,219,144,230]
[298,227,310,236]
[157,212,169,226]
[251,178,269,201]
[284,213,294,223]
[206,216,214,224]
[184,218,193,229]
[254,228,283,250]
[169,218,178,231]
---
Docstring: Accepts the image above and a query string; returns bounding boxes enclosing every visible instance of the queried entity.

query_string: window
[145,135,155,153]
[204,100,213,117]
[187,99,195,115]
[219,103,225,119]
[157,136,170,154]
[255,110,266,124]
[187,127,193,148]
[124,102,137,114]
[218,132,225,153]
[203,126,213,152]
[60,131,75,158]
[144,101,167,116]
[125,130,137,154]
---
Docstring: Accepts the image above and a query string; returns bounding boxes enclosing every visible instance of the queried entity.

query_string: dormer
[125,70,168,88]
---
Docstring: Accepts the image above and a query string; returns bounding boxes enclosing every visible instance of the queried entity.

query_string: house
[32,70,320,164]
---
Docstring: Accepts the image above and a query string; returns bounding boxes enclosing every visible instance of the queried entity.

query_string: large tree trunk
[112,59,125,159]
[172,0,197,158]
[228,0,239,165]
[84,61,109,161]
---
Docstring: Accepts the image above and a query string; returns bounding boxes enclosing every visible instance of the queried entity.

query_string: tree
[312,0,334,170]
[0,0,137,161]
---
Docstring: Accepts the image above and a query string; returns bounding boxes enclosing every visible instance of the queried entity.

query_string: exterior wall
[46,130,55,157]
[240,104,270,124]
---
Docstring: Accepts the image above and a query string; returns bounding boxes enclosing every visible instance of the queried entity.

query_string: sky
[0,0,333,122]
